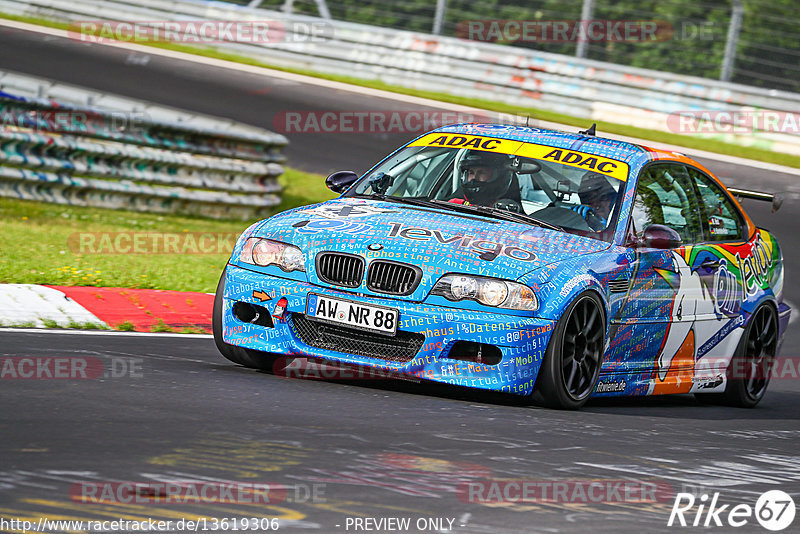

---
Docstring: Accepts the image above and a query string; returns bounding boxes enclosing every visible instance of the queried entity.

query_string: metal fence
[247,0,800,93]
[3,0,800,156]
[0,70,288,219]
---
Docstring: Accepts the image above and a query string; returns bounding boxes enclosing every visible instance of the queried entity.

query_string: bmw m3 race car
[213,123,789,409]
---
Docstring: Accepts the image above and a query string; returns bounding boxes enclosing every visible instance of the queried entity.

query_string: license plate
[306,293,398,336]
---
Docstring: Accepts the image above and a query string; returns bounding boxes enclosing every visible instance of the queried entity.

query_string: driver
[576,171,617,226]
[449,151,517,207]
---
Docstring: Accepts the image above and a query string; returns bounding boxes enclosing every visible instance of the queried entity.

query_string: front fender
[536,275,609,324]
[519,252,631,336]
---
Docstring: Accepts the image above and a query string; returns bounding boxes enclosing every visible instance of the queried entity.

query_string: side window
[631,164,703,244]
[687,168,745,242]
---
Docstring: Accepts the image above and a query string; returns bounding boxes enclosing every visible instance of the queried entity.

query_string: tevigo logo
[668,490,796,530]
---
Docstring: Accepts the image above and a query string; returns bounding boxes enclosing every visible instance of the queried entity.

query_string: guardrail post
[432,0,447,35]
[315,0,332,20]
[274,0,330,19]
[720,0,744,82]
[575,0,595,58]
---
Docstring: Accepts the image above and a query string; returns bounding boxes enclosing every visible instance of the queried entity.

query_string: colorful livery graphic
[213,124,789,409]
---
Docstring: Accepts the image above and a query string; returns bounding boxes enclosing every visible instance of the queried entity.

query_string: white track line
[2,18,799,176]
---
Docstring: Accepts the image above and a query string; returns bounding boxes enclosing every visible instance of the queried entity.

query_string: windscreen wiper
[355,194,562,231]
[428,199,563,231]
[487,207,563,232]
[355,193,437,209]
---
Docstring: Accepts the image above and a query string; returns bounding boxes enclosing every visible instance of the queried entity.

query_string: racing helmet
[578,172,616,208]
[458,151,514,203]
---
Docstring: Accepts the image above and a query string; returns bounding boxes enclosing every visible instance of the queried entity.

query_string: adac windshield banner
[409,133,630,181]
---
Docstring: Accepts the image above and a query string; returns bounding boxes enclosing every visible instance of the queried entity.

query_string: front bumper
[221,265,555,395]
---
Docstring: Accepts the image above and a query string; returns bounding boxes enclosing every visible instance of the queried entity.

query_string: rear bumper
[220,264,555,395]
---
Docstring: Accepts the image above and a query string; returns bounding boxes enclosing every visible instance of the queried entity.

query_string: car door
[681,166,752,383]
[605,163,705,390]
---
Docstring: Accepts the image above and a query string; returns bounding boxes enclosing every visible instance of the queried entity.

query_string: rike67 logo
[668,490,796,531]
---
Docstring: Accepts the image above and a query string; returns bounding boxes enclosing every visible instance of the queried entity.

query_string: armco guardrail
[0,70,287,219]
[3,0,800,156]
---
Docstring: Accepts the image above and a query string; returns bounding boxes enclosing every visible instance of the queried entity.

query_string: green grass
[67,320,109,330]
[3,12,799,169]
[178,326,211,334]
[278,167,337,211]
[39,317,108,329]
[0,167,334,293]
[150,319,173,333]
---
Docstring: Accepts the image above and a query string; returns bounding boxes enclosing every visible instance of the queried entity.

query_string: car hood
[253,198,609,300]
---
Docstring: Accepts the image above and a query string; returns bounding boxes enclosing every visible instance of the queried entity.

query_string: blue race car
[213,123,789,409]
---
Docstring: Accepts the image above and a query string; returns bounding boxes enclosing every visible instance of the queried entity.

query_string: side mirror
[639,224,682,249]
[326,171,359,194]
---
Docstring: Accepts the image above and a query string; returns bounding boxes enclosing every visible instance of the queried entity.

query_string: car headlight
[239,237,305,272]
[431,274,537,311]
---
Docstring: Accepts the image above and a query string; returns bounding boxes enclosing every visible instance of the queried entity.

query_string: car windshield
[348,142,628,241]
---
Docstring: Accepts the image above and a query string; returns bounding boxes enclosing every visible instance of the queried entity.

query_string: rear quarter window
[688,168,746,242]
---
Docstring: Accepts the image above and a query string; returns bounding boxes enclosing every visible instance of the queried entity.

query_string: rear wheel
[212,269,284,372]
[696,304,777,408]
[532,291,605,409]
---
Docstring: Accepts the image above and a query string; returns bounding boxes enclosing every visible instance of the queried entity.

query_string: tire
[212,268,284,372]
[532,291,606,409]
[695,304,777,408]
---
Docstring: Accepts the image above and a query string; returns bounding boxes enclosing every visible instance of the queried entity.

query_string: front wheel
[695,304,777,408]
[531,291,606,409]
[212,268,285,372]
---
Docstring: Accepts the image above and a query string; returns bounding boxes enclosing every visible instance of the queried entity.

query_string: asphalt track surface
[1,26,799,533]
